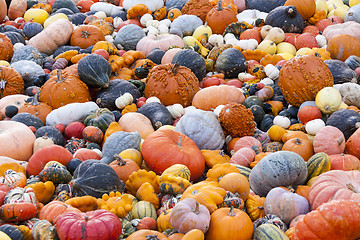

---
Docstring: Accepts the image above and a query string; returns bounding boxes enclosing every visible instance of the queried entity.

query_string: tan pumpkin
[118,112,154,139]
[0,34,13,62]
[7,0,27,20]
[28,19,74,55]
[218,172,250,201]
[0,94,28,119]
[192,85,245,111]
[326,34,360,61]
[144,64,199,107]
[0,121,36,162]
[278,54,333,107]
[282,137,314,161]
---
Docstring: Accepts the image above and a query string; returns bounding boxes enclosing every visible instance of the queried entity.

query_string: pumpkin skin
[264,187,310,225]
[78,53,112,88]
[171,49,206,82]
[136,34,184,56]
[142,129,205,181]
[284,0,315,20]
[312,126,345,155]
[293,200,360,239]
[326,34,360,62]
[56,210,122,240]
[249,151,308,197]
[170,198,210,234]
[282,137,314,161]
[206,207,253,240]
[0,0,6,23]
[322,21,360,42]
[253,223,289,240]
[192,85,245,111]
[309,170,360,210]
[144,64,199,107]
[306,152,331,181]
[206,1,237,34]
[0,34,13,63]
[278,54,334,107]
[329,154,360,171]
[0,121,36,162]
[265,5,305,33]
[0,202,37,222]
[215,48,248,79]
[70,25,105,49]
[174,109,225,150]
[0,65,24,98]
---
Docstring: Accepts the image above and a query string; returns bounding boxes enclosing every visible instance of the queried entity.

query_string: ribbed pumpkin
[278,54,333,107]
[329,154,360,171]
[39,70,91,109]
[0,65,24,98]
[144,63,199,107]
[313,126,345,155]
[0,34,13,62]
[70,25,105,49]
[326,34,360,61]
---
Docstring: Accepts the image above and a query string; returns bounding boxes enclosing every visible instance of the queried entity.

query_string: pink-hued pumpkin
[136,34,184,55]
[233,136,262,154]
[229,148,256,167]
[322,21,360,41]
[73,148,102,161]
[313,126,345,155]
[346,127,360,159]
[0,94,29,119]
[329,154,360,171]
[56,210,122,240]
[309,170,360,210]
[161,48,182,64]
[0,121,36,161]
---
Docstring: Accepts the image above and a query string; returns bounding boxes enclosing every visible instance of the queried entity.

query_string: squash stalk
[228,206,235,216]
[193,201,200,215]
[0,79,6,98]
[218,0,223,11]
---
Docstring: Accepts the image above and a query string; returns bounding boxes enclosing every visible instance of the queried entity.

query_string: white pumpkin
[46,102,99,127]
[140,13,153,27]
[273,115,291,129]
[115,93,133,109]
[315,34,327,48]
[276,42,297,56]
[236,9,268,25]
[260,25,272,39]
[166,104,185,119]
[146,96,161,104]
[305,119,325,135]
[113,17,123,29]
[94,11,107,19]
[264,64,279,80]
[315,87,342,114]
[90,2,124,16]
[208,34,224,46]
[260,77,274,85]
[122,0,164,12]
[237,39,258,50]
[33,134,54,153]
[334,82,360,108]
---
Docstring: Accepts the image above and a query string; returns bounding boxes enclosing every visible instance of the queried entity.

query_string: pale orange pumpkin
[282,137,314,161]
[313,126,345,155]
[0,0,6,22]
[329,154,360,171]
[0,34,13,62]
[218,172,250,201]
[118,112,154,139]
[326,34,360,61]
[7,0,27,20]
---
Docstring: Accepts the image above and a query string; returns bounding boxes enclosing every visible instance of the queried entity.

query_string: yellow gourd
[103,122,123,144]
[277,52,294,60]
[276,42,297,56]
[315,87,342,114]
[136,182,160,209]
[257,40,277,55]
[25,181,55,204]
[43,13,68,28]
[327,4,349,19]
[97,192,133,218]
[119,148,142,167]
[24,8,49,25]
[192,24,212,43]
[349,0,360,6]
[0,231,11,240]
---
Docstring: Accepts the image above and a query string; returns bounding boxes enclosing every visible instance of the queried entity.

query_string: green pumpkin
[119,219,136,239]
[32,220,58,240]
[78,54,112,88]
[131,201,157,220]
[215,48,248,79]
[38,162,72,184]
[253,223,289,240]
[306,152,331,181]
[83,108,115,133]
[243,96,264,108]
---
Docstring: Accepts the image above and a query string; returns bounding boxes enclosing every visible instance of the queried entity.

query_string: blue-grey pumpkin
[114,24,146,51]
[170,14,203,36]
[23,22,43,39]
[265,5,305,33]
[11,46,43,66]
[345,4,360,23]
[11,60,46,88]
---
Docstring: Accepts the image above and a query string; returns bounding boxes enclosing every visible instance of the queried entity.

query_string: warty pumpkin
[18,93,52,125]
[144,63,199,107]
[0,34,13,62]
[0,65,24,98]
[278,54,333,107]
[181,0,213,22]
[206,0,238,34]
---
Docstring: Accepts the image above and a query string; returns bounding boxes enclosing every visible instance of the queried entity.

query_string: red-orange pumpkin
[313,126,345,155]
[329,154,360,171]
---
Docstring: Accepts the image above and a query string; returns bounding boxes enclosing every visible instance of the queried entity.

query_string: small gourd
[315,87,342,114]
[115,93,134,109]
[33,133,54,153]
[305,119,325,135]
[264,64,279,80]
[146,96,161,104]
[273,115,291,129]
[264,27,285,44]
[166,104,184,119]
[257,40,277,55]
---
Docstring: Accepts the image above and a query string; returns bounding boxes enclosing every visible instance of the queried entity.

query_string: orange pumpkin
[282,137,314,161]
[109,155,140,182]
[39,201,82,224]
[127,4,151,19]
[205,0,238,34]
[70,25,105,49]
[284,0,316,20]
[218,172,250,201]
[329,154,360,171]
[18,93,52,124]
[0,65,24,98]
[7,0,27,20]
[0,0,6,22]
[326,34,360,61]
[0,34,13,62]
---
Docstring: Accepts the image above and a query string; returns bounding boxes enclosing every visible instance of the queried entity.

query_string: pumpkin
[229,148,256,167]
[0,224,24,240]
[64,196,98,212]
[306,152,331,181]
[25,181,55,204]
[0,203,37,222]
[39,201,82,224]
[265,5,305,33]
[18,93,52,125]
[215,48,248,79]
[167,8,182,21]
[245,194,265,221]
[218,172,250,201]
[78,54,112,89]
[39,70,90,110]
[253,224,289,240]
[206,207,253,240]
[127,230,169,240]
[324,59,359,85]
[284,0,315,20]
[264,187,309,225]
[309,170,360,210]
[170,14,203,36]
[28,19,74,55]
[32,220,58,240]
[56,210,122,240]
[115,24,146,51]
[136,34,184,56]
[293,200,360,239]
[83,108,115,133]
[118,112,154,139]
[219,102,256,138]
[109,155,140,182]
[206,162,241,182]
[71,160,125,198]
[201,150,230,168]
[326,34,360,61]
[192,85,245,111]
[137,102,173,129]
[0,34,13,62]
[329,153,360,171]
[0,121,36,162]
[322,21,360,42]
[0,65,24,98]
[142,129,205,181]
[206,1,237,34]
[249,151,308,197]
[0,0,6,23]
[169,198,210,234]
[125,169,160,195]
[132,200,157,220]
[137,182,160,209]
[7,0,27,20]
[171,49,207,82]
[180,182,226,213]
[312,126,345,155]
[88,19,114,36]
[282,137,314,161]
[70,25,105,49]
[161,164,191,181]
[278,54,334,107]
[97,192,133,218]
[92,41,118,56]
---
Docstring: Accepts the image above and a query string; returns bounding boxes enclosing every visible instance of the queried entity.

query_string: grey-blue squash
[174,109,225,150]
[114,24,146,51]
[100,131,142,164]
[11,46,43,66]
[165,0,189,10]
[249,151,307,197]
[345,4,360,23]
[170,14,203,36]
[10,60,45,88]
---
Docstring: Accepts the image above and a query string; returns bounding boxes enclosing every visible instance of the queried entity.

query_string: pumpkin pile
[0,0,360,239]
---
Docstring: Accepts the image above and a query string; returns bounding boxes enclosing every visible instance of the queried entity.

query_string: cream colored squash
[305,119,325,135]
[257,40,277,54]
[296,47,312,56]
[264,27,285,44]
[118,112,155,139]
[315,87,342,114]
[327,4,349,19]
[43,13,68,28]
[276,42,297,56]
[326,0,344,11]
[277,52,294,60]
[192,24,212,43]
[33,134,54,153]
[316,0,328,13]
[349,0,360,7]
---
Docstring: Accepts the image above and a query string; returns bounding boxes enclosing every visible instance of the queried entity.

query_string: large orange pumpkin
[0,121,36,161]
[284,0,316,20]
[206,1,237,34]
[70,25,106,49]
[278,54,333,107]
[326,34,360,61]
[141,129,205,181]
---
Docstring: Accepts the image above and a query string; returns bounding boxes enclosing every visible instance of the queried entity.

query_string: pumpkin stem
[56,70,65,83]
[177,136,183,147]
[81,30,90,39]
[0,79,7,98]
[155,121,163,129]
[218,0,223,11]
[228,206,235,216]
[288,186,295,193]
[84,216,89,221]
[337,137,344,145]
[171,63,180,75]
[258,206,264,210]
[194,201,200,214]
[346,183,359,193]
[294,138,302,145]
[43,132,49,139]
[146,235,160,240]
[30,92,41,106]
[113,155,126,166]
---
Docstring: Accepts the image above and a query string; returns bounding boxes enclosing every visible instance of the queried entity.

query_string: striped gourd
[131,201,157,220]
[306,152,331,181]
[253,224,289,240]
[161,164,191,181]
[230,163,251,180]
